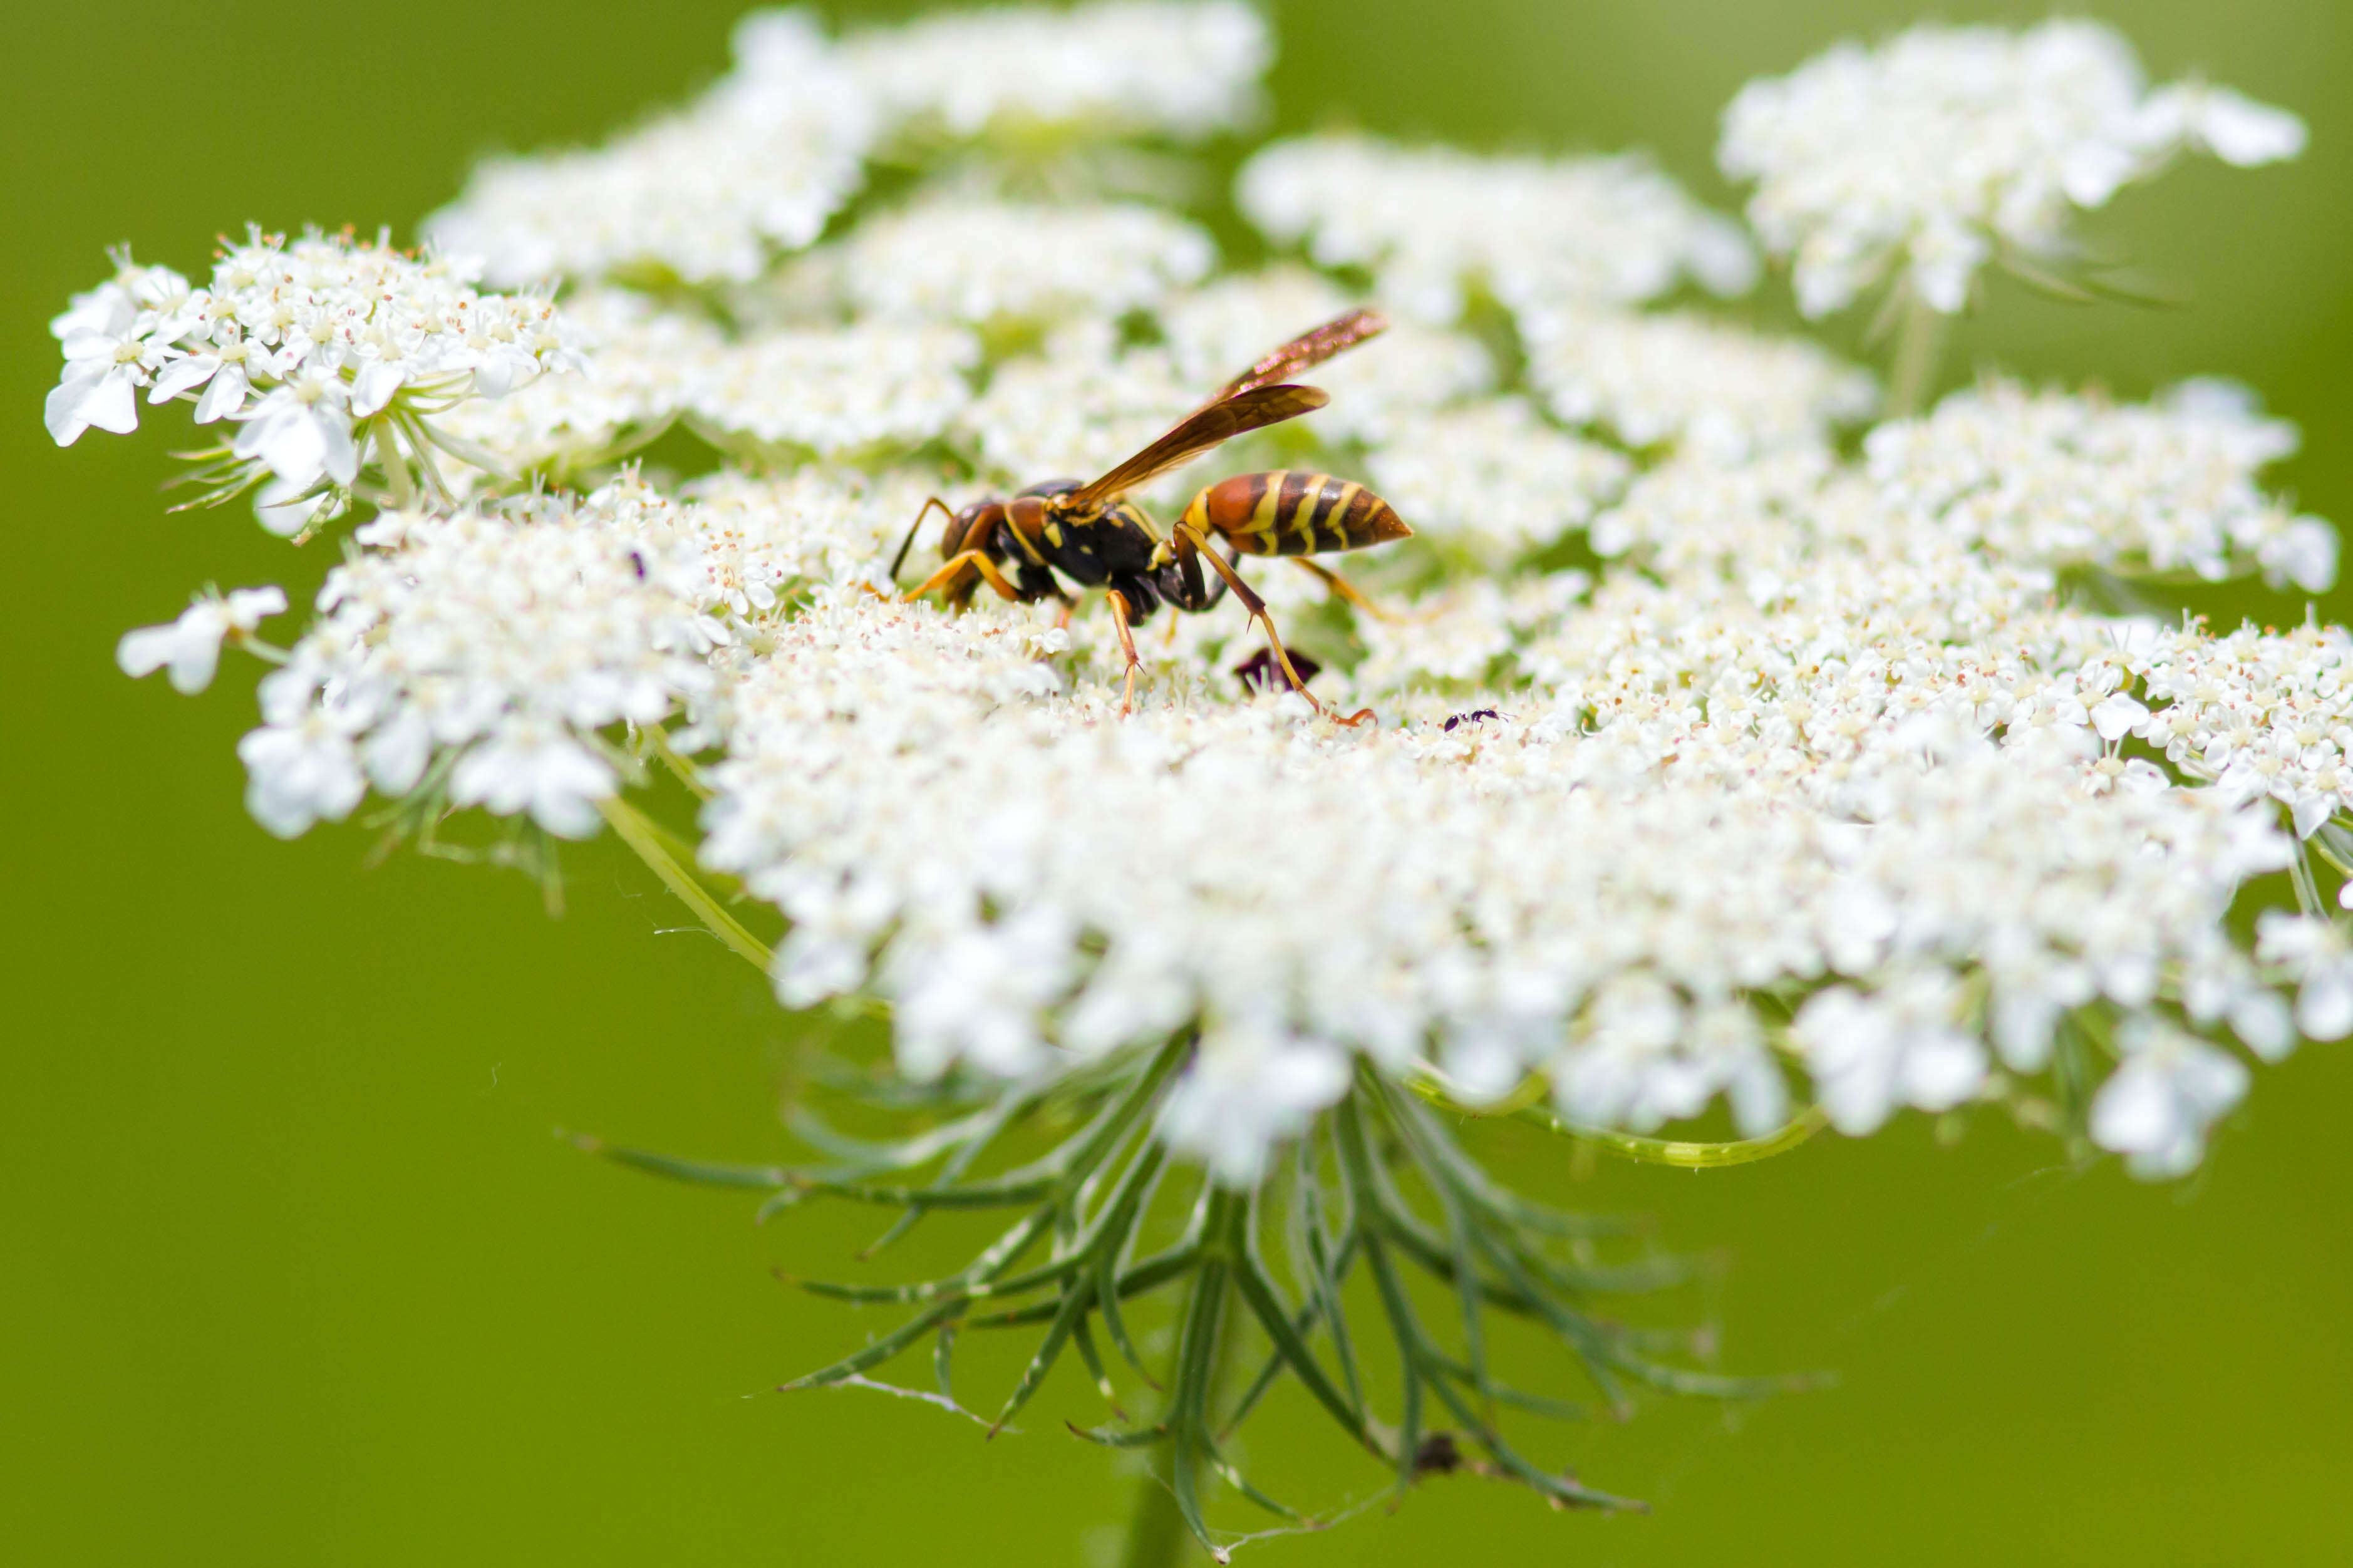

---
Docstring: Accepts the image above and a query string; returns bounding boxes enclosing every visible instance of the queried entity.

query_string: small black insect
[1442,708,1501,732]
[1412,1431,1466,1476]
[1233,646,1322,693]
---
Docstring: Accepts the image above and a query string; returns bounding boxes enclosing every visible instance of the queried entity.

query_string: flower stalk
[1886,286,1948,420]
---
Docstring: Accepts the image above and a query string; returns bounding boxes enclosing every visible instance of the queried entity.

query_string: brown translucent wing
[1070,384,1330,506]
[1203,307,1390,407]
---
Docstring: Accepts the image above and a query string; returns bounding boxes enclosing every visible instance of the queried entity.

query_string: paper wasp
[889,309,1411,722]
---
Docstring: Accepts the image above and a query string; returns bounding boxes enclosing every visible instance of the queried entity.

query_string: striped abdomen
[1179,470,1411,557]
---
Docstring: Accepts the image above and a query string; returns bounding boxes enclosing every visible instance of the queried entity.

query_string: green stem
[1119,1462,1192,1568]
[1512,1103,1828,1168]
[373,418,416,510]
[1124,1193,1242,1567]
[1887,287,1949,420]
[1405,1073,1826,1168]
[596,795,773,972]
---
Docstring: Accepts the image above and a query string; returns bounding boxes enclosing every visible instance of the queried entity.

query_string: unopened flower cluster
[76,6,2329,1185]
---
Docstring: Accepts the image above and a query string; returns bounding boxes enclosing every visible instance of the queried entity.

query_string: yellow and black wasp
[889,310,1411,722]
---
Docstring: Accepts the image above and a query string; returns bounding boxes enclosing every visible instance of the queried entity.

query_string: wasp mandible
[889,310,1411,723]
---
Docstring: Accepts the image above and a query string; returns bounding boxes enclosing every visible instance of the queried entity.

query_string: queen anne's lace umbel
[76,5,2332,1198]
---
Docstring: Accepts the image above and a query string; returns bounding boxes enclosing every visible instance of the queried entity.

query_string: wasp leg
[904,548,1024,605]
[1168,542,1243,645]
[887,495,957,583]
[1173,524,1375,727]
[1106,588,1144,716]
[1290,558,1402,623]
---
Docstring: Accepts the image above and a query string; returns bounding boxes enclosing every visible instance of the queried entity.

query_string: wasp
[889,310,1411,723]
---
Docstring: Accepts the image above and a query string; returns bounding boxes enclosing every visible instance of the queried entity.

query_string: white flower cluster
[1237,133,1756,324]
[236,485,717,840]
[957,322,1200,498]
[1864,379,2335,591]
[433,289,726,477]
[427,12,874,287]
[691,322,980,458]
[428,3,1270,290]
[834,199,1216,326]
[1521,307,1877,458]
[49,229,582,532]
[842,0,1269,146]
[2136,622,2353,841]
[80,9,2343,1189]
[1365,399,1628,560]
[1719,19,2306,317]
[433,296,976,473]
[699,575,2299,1185]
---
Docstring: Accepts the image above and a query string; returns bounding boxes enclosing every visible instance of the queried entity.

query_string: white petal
[2091,693,2149,743]
[116,624,184,681]
[46,367,137,444]
[240,408,328,488]
[2193,88,2307,165]
[2230,989,2295,1062]
[192,363,250,425]
[222,585,288,629]
[2296,966,2353,1041]
[2089,1065,2172,1157]
[319,411,359,486]
[2290,792,2334,840]
[350,361,405,419]
[1900,1031,1985,1112]
[148,354,218,402]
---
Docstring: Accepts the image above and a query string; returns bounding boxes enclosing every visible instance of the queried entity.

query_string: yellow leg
[1106,589,1143,716]
[1175,524,1375,727]
[903,548,1022,605]
[1291,558,1402,623]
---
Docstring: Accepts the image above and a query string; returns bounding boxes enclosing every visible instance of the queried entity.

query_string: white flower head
[1866,380,2325,588]
[56,5,2342,1193]
[844,0,1270,146]
[693,322,979,458]
[427,10,874,286]
[1721,21,2305,317]
[1238,133,1754,326]
[1366,398,1628,561]
[835,199,1214,327]
[247,485,716,840]
[55,228,587,529]
[1521,306,1877,458]
[2257,912,2353,1041]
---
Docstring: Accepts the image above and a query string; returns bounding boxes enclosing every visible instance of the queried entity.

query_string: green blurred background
[8,1,2350,1562]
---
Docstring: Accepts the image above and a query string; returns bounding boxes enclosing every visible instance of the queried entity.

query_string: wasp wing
[1203,307,1389,407]
[1070,384,1329,506]
[1068,312,1388,506]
